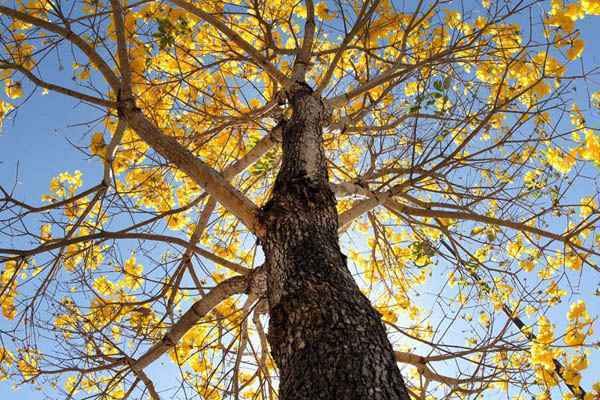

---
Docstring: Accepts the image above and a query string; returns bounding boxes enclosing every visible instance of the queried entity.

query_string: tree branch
[0,5,121,90]
[110,0,133,98]
[0,62,116,108]
[292,0,316,81]
[169,0,292,88]
[122,107,265,237]
[131,270,262,370]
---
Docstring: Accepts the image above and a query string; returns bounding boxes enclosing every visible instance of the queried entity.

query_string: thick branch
[132,271,259,370]
[337,181,584,252]
[395,351,488,388]
[110,0,133,98]
[122,107,264,236]
[1,231,249,275]
[292,0,315,81]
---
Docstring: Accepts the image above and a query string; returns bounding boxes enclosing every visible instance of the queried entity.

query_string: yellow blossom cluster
[0,100,14,131]
[0,347,14,381]
[122,255,144,290]
[546,146,577,174]
[564,300,593,346]
[124,168,175,212]
[530,316,560,387]
[89,132,106,158]
[0,261,18,320]
[169,324,212,365]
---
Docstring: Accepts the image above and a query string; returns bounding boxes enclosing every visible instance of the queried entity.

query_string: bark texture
[260,82,410,400]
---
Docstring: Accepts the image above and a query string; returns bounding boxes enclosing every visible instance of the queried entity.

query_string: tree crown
[0,0,599,399]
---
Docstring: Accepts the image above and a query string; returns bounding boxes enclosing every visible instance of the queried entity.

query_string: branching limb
[316,0,380,93]
[109,0,133,99]
[169,0,291,87]
[0,62,116,108]
[292,0,316,81]
[0,5,121,90]
[122,106,265,237]
[132,268,265,370]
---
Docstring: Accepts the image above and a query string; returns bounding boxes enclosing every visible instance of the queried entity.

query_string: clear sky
[1,1,599,399]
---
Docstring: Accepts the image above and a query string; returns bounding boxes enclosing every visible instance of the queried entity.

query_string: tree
[0,0,599,398]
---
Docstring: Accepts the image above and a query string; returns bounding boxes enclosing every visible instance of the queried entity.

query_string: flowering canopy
[0,0,599,399]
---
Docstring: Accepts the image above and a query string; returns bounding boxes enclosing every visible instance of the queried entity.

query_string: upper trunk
[259,83,410,400]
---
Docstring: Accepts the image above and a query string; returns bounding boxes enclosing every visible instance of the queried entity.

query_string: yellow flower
[315,2,335,21]
[40,224,52,243]
[580,129,600,165]
[567,300,589,321]
[580,196,596,217]
[535,367,558,387]
[531,341,556,370]
[570,354,588,371]
[479,311,490,327]
[17,355,38,380]
[567,38,585,60]
[0,100,13,131]
[376,305,398,323]
[404,82,419,97]
[507,237,524,258]
[520,258,535,272]
[564,2,585,20]
[537,316,554,344]
[1,298,16,320]
[546,146,576,174]
[90,132,106,158]
[93,276,115,297]
[592,91,600,108]
[581,0,600,15]
[546,281,566,305]
[123,255,143,290]
[563,367,581,386]
[5,80,23,99]
[1,261,18,320]
[166,213,189,230]
[444,10,462,29]
[536,392,551,400]
[564,300,593,346]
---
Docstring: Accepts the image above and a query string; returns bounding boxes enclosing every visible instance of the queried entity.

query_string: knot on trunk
[116,89,140,118]
[285,81,331,124]
[258,173,336,228]
[247,266,267,298]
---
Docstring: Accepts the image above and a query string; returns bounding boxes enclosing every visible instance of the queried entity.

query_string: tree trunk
[260,82,410,400]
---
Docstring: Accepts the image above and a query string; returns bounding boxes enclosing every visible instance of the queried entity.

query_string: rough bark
[260,82,410,400]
